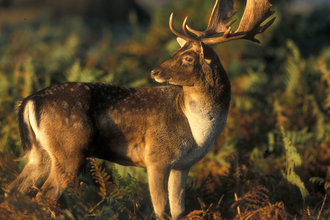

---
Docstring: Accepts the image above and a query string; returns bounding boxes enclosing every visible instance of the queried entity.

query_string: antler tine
[182,17,197,41]
[169,13,190,41]
[186,0,237,39]
[202,0,276,45]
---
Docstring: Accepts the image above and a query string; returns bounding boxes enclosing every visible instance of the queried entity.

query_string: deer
[5,0,275,219]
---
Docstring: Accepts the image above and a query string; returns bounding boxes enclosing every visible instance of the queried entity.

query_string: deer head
[152,0,275,88]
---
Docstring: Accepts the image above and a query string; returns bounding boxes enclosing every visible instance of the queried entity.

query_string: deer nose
[151,69,160,78]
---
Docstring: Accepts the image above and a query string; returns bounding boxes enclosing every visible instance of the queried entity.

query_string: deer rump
[6,0,275,219]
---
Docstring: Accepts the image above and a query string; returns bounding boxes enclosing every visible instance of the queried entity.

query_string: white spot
[62,101,68,109]
[76,102,82,108]
[70,88,74,92]
[73,122,82,129]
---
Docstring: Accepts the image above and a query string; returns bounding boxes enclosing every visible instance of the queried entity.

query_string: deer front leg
[147,165,171,219]
[168,167,191,220]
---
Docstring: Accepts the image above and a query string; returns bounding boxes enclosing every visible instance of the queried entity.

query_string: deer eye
[183,56,193,63]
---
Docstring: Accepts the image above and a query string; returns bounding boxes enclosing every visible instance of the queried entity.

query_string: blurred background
[0,0,330,219]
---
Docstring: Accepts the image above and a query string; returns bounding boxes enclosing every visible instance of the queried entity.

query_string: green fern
[65,59,81,82]
[284,40,305,97]
[310,173,330,190]
[281,127,309,204]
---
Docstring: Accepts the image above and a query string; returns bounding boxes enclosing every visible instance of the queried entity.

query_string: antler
[169,0,275,45]
[186,0,237,39]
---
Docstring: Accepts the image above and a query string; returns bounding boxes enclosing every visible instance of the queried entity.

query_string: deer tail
[15,100,37,161]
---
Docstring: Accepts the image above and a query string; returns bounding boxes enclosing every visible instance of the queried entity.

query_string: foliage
[1,0,330,219]
[281,127,309,206]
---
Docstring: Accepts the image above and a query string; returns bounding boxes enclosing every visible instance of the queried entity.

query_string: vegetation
[1,0,330,219]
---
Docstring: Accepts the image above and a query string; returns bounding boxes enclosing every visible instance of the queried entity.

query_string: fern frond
[88,158,111,198]
[231,186,269,212]
[30,182,63,218]
[110,163,124,188]
[281,127,309,204]
[65,59,81,82]
[310,172,330,190]
[309,177,327,186]
[245,202,290,220]
[181,197,222,220]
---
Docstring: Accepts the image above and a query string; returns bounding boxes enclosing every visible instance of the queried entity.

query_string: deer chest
[184,101,228,151]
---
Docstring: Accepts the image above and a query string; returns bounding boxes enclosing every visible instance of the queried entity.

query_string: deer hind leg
[37,150,86,200]
[35,115,93,199]
[5,101,52,197]
[5,144,51,197]
[32,128,91,200]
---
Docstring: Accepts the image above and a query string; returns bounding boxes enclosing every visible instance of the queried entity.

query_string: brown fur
[6,40,231,220]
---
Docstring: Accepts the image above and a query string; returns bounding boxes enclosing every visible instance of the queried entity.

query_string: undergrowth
[1,0,330,219]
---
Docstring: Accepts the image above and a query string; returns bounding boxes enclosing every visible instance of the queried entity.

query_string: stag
[5,0,275,219]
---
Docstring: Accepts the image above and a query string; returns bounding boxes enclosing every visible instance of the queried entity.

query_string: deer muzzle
[151,69,160,79]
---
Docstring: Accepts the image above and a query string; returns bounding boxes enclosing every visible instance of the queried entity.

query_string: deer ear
[200,43,216,65]
[177,37,186,48]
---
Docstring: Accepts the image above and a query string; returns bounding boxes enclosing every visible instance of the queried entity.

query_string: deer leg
[168,167,190,220]
[37,149,87,200]
[147,165,171,219]
[5,145,51,197]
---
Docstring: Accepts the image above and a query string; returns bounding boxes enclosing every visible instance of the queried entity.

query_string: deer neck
[181,61,230,148]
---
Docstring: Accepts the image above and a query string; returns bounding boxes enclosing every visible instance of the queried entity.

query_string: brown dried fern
[231,186,292,220]
[181,197,223,220]
[231,186,269,212]
[87,158,111,198]
[30,183,63,218]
